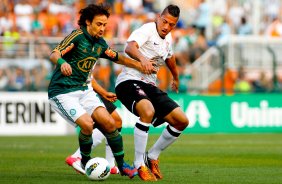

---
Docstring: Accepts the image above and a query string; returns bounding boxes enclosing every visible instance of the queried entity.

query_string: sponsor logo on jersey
[77,57,97,72]
[105,48,117,59]
[61,43,74,56]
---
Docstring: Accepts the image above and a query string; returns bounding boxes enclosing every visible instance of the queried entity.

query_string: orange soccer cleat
[144,152,163,179]
[137,165,157,181]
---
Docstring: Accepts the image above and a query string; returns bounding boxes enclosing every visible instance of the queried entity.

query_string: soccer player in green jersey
[65,77,122,175]
[48,4,156,179]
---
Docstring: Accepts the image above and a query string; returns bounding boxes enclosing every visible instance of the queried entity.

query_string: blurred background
[1,0,282,94]
[1,2,281,182]
[1,0,282,135]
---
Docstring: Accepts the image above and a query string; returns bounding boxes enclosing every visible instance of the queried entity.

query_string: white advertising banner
[0,92,73,136]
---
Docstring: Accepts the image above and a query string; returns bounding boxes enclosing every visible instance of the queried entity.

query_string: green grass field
[0,133,282,184]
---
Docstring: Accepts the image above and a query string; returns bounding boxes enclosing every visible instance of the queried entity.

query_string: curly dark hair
[161,4,180,18]
[78,4,110,27]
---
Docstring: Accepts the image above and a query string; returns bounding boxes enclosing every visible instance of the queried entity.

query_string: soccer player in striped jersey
[48,4,156,179]
[65,76,121,175]
[115,5,189,181]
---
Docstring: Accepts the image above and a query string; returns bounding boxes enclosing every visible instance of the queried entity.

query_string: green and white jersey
[48,27,119,98]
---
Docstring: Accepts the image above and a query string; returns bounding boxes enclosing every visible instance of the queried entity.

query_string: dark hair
[78,4,110,27]
[161,4,180,18]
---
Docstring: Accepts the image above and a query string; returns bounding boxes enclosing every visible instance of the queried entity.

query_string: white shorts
[49,88,105,126]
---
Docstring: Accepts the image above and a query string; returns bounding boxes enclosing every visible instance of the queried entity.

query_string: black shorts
[115,80,179,126]
[98,95,117,114]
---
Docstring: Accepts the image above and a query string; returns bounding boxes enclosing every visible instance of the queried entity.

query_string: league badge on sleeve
[105,48,117,59]
[61,43,74,56]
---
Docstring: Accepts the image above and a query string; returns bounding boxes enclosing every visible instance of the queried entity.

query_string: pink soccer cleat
[65,156,85,175]
[110,166,120,174]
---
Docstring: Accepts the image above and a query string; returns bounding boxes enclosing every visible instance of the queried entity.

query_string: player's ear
[156,14,162,23]
[157,14,161,19]
[86,20,91,26]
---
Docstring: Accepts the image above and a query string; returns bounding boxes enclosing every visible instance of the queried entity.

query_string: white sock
[148,125,182,160]
[105,139,115,168]
[71,128,105,158]
[134,120,150,169]
[72,147,81,158]
[91,128,105,149]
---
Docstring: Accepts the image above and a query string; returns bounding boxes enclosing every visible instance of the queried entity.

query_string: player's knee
[115,120,122,129]
[140,109,155,122]
[175,115,189,131]
[182,116,189,129]
[81,121,94,135]
[77,114,94,135]
[103,117,116,133]
[114,116,122,129]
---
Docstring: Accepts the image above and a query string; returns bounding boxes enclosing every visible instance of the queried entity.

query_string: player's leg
[100,96,121,173]
[148,107,188,159]
[134,99,154,167]
[91,106,137,178]
[116,81,157,181]
[65,96,121,175]
[67,120,120,174]
[61,114,94,174]
[49,91,94,173]
[75,114,94,167]
[146,92,189,179]
[106,109,122,174]
[142,86,189,179]
[65,128,105,174]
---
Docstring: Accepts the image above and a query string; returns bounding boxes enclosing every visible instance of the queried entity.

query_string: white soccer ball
[85,157,111,181]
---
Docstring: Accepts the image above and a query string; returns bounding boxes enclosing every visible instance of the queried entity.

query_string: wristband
[57,58,66,66]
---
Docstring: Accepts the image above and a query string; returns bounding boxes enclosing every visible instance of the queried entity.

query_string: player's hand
[140,58,156,74]
[171,78,179,93]
[141,59,156,74]
[103,92,117,102]
[60,62,72,76]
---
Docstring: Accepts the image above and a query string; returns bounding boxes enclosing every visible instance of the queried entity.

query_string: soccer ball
[85,157,111,181]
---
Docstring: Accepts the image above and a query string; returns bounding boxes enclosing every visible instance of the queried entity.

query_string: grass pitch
[0,133,281,184]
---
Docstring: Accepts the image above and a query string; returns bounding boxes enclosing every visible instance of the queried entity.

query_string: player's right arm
[49,29,82,76]
[125,41,154,74]
[125,23,155,74]
[50,51,72,76]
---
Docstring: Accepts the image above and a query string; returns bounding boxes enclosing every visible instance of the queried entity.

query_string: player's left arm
[165,55,179,93]
[91,77,117,102]
[101,47,156,74]
[116,53,156,74]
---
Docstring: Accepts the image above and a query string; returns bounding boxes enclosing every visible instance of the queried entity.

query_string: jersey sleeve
[127,23,152,47]
[52,29,83,56]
